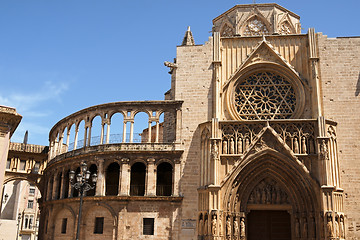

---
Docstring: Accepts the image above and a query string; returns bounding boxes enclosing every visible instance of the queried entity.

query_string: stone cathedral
[1,3,360,240]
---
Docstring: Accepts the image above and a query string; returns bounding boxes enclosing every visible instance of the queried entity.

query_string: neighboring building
[1,3,360,240]
[0,142,48,240]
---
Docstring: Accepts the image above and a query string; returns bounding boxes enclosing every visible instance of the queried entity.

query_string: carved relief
[248,178,289,204]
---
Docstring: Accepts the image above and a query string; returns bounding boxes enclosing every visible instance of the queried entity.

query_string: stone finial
[181,26,195,46]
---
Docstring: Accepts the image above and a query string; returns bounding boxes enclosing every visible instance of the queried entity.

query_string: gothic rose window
[243,17,269,36]
[234,72,296,120]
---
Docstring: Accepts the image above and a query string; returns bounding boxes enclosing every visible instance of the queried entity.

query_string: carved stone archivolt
[247,178,289,204]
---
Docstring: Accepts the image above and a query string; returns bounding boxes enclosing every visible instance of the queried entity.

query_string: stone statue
[233,217,239,237]
[310,217,316,238]
[204,218,208,235]
[240,217,246,238]
[223,140,228,154]
[256,188,261,204]
[326,215,334,238]
[211,140,219,160]
[261,187,266,203]
[211,215,217,236]
[295,218,300,238]
[245,138,250,151]
[271,187,276,204]
[302,218,308,238]
[276,187,281,204]
[199,218,203,235]
[266,185,271,203]
[237,138,243,154]
[230,138,235,154]
[218,214,223,236]
[226,216,232,236]
[340,215,345,238]
[301,137,307,154]
[293,137,299,154]
[334,216,339,239]
[309,138,315,154]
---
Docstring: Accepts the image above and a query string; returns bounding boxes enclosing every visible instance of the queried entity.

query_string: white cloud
[0,81,68,116]
[0,80,69,145]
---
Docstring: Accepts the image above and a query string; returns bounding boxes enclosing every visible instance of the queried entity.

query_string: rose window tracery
[234,72,296,120]
[243,17,269,36]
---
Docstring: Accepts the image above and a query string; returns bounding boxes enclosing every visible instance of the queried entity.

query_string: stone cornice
[0,106,22,137]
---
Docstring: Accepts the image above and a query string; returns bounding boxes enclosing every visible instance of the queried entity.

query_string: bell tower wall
[318,33,360,239]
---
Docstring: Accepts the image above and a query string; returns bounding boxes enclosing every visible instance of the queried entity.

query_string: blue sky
[1,0,359,145]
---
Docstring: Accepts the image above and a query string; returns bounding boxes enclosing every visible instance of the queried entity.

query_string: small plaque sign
[181,219,196,229]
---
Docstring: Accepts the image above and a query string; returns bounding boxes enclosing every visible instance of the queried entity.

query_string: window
[143,218,154,235]
[94,217,104,234]
[130,162,146,196]
[29,187,35,195]
[19,160,26,171]
[61,218,67,234]
[27,200,34,209]
[6,159,11,169]
[23,215,29,229]
[156,162,173,196]
[234,72,296,120]
[29,216,33,229]
[34,162,40,173]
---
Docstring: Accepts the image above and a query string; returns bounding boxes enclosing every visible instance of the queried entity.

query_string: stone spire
[181,26,195,46]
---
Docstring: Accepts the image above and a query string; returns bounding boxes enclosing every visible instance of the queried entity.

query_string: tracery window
[279,21,293,35]
[234,72,296,120]
[243,17,269,36]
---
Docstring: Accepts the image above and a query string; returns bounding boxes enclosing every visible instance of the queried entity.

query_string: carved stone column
[59,169,65,199]
[173,159,181,196]
[73,126,79,149]
[147,121,152,143]
[146,158,156,196]
[96,159,105,196]
[129,120,134,143]
[119,158,130,196]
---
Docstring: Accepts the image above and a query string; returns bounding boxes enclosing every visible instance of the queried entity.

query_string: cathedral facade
[2,3,359,240]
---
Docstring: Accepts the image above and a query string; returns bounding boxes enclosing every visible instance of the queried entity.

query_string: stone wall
[318,34,360,239]
[174,40,213,239]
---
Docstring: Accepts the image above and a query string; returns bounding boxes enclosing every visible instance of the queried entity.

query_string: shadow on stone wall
[355,72,360,96]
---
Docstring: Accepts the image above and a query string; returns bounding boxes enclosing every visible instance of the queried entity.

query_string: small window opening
[94,217,104,234]
[143,218,154,235]
[27,200,34,209]
[61,218,67,234]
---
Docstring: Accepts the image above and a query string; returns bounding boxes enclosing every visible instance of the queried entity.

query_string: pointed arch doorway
[223,148,321,240]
